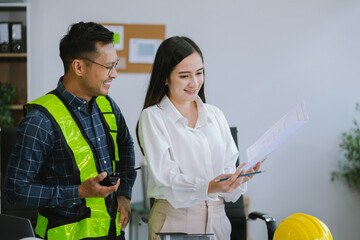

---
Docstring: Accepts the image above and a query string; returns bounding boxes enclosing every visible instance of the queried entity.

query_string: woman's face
[166,52,204,105]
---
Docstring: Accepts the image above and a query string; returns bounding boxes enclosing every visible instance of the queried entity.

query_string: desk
[156,233,213,240]
[129,201,149,240]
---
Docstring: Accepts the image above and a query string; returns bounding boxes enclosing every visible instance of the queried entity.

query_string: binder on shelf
[0,22,10,53]
[10,22,24,53]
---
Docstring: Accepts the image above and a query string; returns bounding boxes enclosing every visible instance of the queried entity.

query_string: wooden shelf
[0,53,27,58]
[1,3,29,127]
[0,53,27,127]
[10,104,23,110]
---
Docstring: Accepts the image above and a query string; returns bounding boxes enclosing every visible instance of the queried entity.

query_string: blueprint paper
[241,100,309,172]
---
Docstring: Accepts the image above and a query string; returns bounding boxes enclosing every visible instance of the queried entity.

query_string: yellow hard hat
[273,213,333,240]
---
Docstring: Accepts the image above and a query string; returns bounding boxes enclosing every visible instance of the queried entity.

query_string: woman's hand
[208,159,265,194]
[238,159,264,182]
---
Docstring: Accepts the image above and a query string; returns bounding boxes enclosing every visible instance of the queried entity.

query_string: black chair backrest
[0,213,35,240]
[1,128,18,187]
[225,127,247,240]
[0,127,38,228]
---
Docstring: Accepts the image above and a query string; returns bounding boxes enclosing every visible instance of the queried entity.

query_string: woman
[137,36,262,240]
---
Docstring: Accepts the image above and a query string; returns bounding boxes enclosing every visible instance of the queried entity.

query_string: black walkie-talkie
[99,167,141,186]
[99,172,121,186]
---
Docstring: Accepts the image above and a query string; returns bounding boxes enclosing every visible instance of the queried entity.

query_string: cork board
[101,23,165,73]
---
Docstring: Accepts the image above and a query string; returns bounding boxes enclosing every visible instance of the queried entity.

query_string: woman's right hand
[208,162,246,194]
[208,161,262,194]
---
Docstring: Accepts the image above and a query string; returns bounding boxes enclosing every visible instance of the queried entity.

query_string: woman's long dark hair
[137,36,206,154]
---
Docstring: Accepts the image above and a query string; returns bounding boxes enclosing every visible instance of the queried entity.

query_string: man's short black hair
[59,21,114,73]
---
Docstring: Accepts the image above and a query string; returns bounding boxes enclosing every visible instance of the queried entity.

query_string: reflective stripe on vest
[25,93,121,239]
[96,96,119,171]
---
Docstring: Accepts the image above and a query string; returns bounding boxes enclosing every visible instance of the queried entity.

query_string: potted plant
[331,103,360,189]
[0,82,18,127]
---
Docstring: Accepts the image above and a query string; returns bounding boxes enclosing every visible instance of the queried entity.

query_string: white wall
[27,0,360,239]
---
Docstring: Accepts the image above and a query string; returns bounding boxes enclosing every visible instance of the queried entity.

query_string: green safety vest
[24,91,122,240]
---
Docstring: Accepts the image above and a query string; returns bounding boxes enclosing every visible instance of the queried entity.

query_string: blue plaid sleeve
[3,110,82,208]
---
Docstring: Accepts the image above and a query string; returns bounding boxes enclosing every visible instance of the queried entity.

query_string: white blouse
[138,95,246,208]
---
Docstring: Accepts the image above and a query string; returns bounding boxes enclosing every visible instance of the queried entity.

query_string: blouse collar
[158,95,209,128]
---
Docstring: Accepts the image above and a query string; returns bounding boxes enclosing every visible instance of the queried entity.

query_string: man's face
[79,42,118,100]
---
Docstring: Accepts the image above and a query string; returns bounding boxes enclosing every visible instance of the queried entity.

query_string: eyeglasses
[80,58,120,76]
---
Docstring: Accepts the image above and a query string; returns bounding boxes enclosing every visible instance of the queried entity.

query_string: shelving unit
[0,53,27,58]
[0,2,30,127]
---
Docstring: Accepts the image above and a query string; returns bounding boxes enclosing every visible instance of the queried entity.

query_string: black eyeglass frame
[80,58,120,75]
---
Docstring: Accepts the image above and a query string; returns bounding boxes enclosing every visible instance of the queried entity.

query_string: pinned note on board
[104,25,124,51]
[101,23,165,73]
[129,38,162,64]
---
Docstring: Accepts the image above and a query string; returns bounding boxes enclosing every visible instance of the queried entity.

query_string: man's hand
[78,172,120,199]
[117,196,131,230]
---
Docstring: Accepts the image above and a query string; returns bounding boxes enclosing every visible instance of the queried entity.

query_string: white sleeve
[211,106,247,202]
[138,109,211,208]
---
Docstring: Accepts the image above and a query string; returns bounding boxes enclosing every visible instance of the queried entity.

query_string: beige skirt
[148,198,231,240]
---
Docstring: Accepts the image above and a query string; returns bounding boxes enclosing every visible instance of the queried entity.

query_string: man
[4,22,136,240]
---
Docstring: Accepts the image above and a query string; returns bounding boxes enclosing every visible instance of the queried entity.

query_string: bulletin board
[101,23,165,73]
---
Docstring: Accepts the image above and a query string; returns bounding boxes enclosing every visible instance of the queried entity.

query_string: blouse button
[77,107,81,110]
[98,138,101,141]
[104,161,107,164]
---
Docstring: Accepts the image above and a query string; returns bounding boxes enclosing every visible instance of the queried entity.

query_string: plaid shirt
[4,78,136,218]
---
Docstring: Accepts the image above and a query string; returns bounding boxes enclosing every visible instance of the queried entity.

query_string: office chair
[0,127,38,228]
[226,127,276,240]
[130,161,151,240]
[0,214,37,240]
